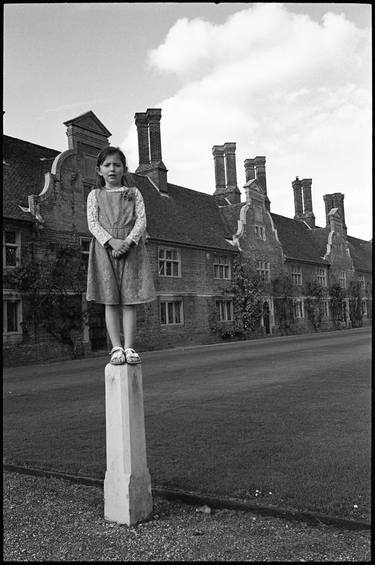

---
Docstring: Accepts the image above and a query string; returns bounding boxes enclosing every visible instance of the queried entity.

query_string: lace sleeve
[87,190,112,247]
[127,188,147,245]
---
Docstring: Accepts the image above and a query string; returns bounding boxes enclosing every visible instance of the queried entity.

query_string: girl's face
[97,153,125,188]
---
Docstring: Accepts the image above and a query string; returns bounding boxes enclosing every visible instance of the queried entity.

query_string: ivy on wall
[3,244,87,356]
[304,280,326,331]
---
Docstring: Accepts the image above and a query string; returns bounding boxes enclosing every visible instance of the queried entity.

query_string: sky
[3,2,372,240]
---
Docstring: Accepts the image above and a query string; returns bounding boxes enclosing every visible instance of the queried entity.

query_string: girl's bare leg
[105,304,122,349]
[122,305,136,350]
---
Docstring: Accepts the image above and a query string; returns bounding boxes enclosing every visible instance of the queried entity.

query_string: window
[293,299,304,319]
[316,268,327,287]
[256,260,270,282]
[158,247,181,277]
[255,225,266,240]
[322,300,330,318]
[3,230,21,267]
[216,299,234,322]
[339,271,347,289]
[80,237,91,255]
[214,255,231,279]
[160,300,183,325]
[358,274,365,289]
[3,299,21,333]
[291,266,303,286]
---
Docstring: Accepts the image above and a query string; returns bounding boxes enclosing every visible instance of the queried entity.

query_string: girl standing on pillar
[86,146,156,365]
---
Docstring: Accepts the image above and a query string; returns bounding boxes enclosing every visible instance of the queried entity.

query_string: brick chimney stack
[292,177,303,218]
[301,178,315,228]
[213,145,226,195]
[324,193,347,235]
[254,156,270,211]
[135,112,149,165]
[135,108,168,194]
[212,143,241,205]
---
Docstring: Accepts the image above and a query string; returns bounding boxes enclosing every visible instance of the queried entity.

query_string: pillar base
[104,470,152,525]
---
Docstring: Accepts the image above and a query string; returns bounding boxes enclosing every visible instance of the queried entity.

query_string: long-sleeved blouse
[87,186,146,247]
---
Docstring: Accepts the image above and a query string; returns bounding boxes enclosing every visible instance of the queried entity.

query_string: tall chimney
[213,145,226,196]
[135,112,150,166]
[301,178,315,228]
[147,108,162,162]
[135,108,168,194]
[254,156,270,211]
[323,194,335,228]
[292,177,303,219]
[223,142,240,204]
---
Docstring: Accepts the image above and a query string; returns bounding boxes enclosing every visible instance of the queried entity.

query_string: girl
[86,146,156,365]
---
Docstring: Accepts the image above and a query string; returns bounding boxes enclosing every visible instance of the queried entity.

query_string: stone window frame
[293,298,304,319]
[216,299,234,322]
[159,298,184,325]
[213,255,231,280]
[158,247,181,278]
[291,265,303,286]
[3,229,21,268]
[358,274,365,289]
[254,225,266,241]
[316,267,327,287]
[256,260,270,282]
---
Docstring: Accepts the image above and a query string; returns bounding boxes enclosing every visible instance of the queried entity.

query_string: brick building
[3,109,372,365]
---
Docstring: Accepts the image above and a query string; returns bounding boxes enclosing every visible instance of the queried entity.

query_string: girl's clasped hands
[110,238,131,258]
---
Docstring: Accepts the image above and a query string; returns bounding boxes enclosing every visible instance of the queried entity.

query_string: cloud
[45,98,113,114]
[122,3,371,239]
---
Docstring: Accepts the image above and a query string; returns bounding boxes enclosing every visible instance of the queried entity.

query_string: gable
[63,111,111,137]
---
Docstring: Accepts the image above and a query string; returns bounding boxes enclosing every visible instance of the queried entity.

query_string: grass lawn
[3,331,371,522]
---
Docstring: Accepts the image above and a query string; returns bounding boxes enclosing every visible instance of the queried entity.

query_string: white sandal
[124,348,141,365]
[110,347,126,365]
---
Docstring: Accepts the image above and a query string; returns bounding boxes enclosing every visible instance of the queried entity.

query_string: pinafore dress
[86,188,156,305]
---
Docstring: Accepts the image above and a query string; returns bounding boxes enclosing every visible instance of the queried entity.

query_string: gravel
[3,472,371,562]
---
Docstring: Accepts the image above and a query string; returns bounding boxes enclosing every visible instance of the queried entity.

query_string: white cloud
[122,3,371,239]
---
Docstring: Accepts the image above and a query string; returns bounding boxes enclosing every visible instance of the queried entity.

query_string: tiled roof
[2,135,235,251]
[347,235,372,272]
[271,213,328,264]
[3,135,59,222]
[130,174,235,251]
[219,202,244,236]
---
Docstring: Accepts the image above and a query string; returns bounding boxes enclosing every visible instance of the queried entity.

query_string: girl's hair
[95,146,130,188]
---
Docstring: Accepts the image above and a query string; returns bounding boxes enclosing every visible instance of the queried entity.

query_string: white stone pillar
[104,363,152,525]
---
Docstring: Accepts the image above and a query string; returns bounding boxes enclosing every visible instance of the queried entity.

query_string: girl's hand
[109,238,131,258]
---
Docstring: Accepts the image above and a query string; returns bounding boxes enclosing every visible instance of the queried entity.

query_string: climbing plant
[329,282,347,328]
[232,257,264,336]
[348,280,363,328]
[271,274,295,334]
[3,243,87,355]
[304,280,326,331]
